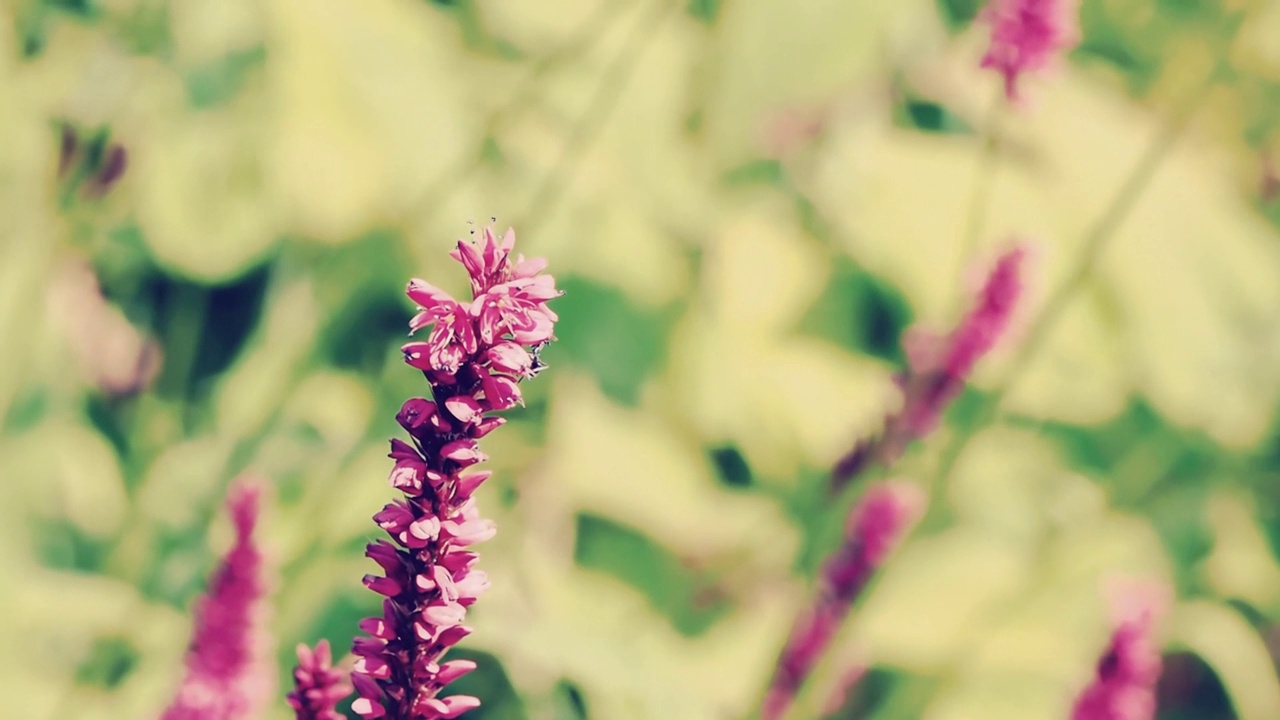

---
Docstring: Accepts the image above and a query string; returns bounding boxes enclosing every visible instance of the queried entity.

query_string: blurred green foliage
[5,0,1280,719]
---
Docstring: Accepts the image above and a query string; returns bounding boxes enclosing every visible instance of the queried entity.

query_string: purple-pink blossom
[899,243,1027,437]
[979,0,1081,102]
[350,226,558,720]
[288,640,352,720]
[161,482,271,720]
[831,244,1028,494]
[762,482,926,720]
[1072,579,1169,720]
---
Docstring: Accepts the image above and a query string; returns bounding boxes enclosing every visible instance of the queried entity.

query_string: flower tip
[227,480,263,538]
[1101,575,1171,627]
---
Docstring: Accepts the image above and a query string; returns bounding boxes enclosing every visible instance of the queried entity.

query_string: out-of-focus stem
[521,0,675,235]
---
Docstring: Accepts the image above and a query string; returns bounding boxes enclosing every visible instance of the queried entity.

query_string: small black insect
[528,341,549,378]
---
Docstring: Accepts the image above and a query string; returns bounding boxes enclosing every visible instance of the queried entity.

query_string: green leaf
[687,0,721,24]
[186,47,266,109]
[541,276,674,406]
[721,159,785,188]
[934,0,984,28]
[894,97,974,135]
[797,257,912,364]
[74,636,140,689]
[1,385,47,434]
[574,513,732,636]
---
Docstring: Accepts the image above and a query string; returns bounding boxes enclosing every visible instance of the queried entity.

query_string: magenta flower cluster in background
[1072,580,1169,720]
[287,640,351,720]
[344,227,559,720]
[831,244,1028,493]
[761,482,926,720]
[161,482,271,720]
[980,0,1081,102]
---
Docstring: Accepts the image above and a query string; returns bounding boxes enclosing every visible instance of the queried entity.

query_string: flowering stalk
[830,244,1027,495]
[979,0,1081,103]
[350,227,558,720]
[288,640,352,720]
[761,482,926,720]
[1072,580,1168,720]
[161,482,271,720]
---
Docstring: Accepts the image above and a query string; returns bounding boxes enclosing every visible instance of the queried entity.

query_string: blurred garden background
[5,0,1280,718]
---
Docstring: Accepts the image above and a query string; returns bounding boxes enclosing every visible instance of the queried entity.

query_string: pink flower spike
[1072,578,1170,720]
[287,640,352,720]
[946,244,1026,380]
[979,0,1081,103]
[901,243,1027,437]
[353,224,557,720]
[762,481,925,720]
[160,480,272,720]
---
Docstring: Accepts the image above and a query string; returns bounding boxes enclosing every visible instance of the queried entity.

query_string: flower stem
[521,0,675,235]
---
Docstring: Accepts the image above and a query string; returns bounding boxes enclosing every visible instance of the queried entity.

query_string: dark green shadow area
[1156,651,1234,720]
[574,513,731,637]
[75,635,140,690]
[797,257,913,366]
[539,276,677,407]
[709,444,753,489]
[30,516,107,573]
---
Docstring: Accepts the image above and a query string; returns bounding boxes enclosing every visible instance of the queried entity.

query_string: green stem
[406,0,630,229]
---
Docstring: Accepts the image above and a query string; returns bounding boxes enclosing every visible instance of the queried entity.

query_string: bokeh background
[5,0,1280,718]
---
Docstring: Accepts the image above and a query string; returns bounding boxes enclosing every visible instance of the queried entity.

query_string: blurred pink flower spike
[161,481,272,720]
[900,242,1028,438]
[980,0,1081,103]
[352,226,559,720]
[288,639,353,720]
[1072,578,1170,720]
[830,243,1029,495]
[762,481,927,720]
